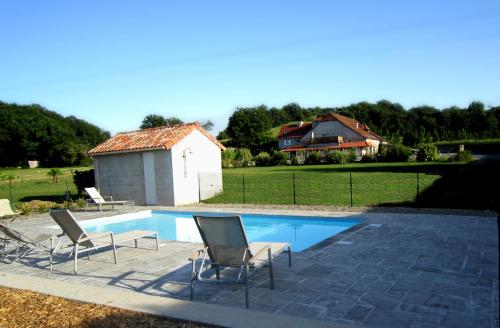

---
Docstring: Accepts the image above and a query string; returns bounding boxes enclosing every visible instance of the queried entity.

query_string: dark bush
[380,144,412,162]
[255,152,272,166]
[271,150,288,165]
[72,169,95,195]
[417,144,438,162]
[305,152,322,164]
[324,151,348,164]
[361,155,377,162]
[452,150,473,162]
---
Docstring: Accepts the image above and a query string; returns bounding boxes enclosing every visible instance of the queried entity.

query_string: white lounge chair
[0,223,55,264]
[84,187,134,212]
[0,199,20,222]
[49,209,158,274]
[190,215,292,308]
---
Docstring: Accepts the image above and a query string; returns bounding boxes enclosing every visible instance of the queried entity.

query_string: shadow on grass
[379,159,500,212]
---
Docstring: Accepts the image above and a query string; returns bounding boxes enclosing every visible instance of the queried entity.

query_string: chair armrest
[248,244,271,263]
[103,195,113,201]
[188,248,205,261]
[86,198,102,204]
[78,232,112,243]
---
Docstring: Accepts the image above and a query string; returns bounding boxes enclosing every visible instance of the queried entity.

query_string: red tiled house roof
[277,122,313,139]
[314,113,385,141]
[88,122,225,155]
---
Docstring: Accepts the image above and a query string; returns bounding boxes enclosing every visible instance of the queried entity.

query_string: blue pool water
[84,211,360,251]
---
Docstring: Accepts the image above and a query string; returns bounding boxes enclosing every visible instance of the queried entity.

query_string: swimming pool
[83,210,361,251]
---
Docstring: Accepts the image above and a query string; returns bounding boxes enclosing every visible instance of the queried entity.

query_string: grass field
[204,162,465,207]
[0,167,90,204]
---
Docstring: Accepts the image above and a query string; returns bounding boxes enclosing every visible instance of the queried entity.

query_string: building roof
[277,122,313,139]
[314,113,385,141]
[88,122,225,156]
[281,141,371,152]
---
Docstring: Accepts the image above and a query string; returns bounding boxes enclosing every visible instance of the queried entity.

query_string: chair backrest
[84,187,105,204]
[0,199,16,216]
[49,209,94,247]
[0,223,32,244]
[193,215,252,266]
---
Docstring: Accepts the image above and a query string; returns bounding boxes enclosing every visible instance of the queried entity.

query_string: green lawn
[0,167,91,204]
[204,162,464,207]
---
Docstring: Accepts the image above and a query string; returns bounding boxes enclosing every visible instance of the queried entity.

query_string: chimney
[356,122,359,129]
[299,121,303,127]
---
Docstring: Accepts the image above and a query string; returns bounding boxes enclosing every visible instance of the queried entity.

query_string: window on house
[284,139,291,146]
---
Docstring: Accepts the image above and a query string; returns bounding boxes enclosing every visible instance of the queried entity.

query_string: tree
[140,114,168,129]
[140,114,184,129]
[226,106,273,150]
[0,101,109,167]
[47,168,63,183]
[202,120,214,131]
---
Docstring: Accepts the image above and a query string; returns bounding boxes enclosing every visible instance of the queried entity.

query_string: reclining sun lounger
[84,187,134,212]
[0,199,20,222]
[190,214,292,308]
[0,223,55,264]
[49,209,159,274]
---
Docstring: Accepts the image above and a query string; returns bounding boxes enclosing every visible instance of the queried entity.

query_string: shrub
[271,150,288,166]
[380,144,412,162]
[452,150,473,162]
[305,152,322,164]
[255,152,272,166]
[417,144,438,162]
[15,200,61,215]
[361,155,377,162]
[222,159,232,168]
[347,150,357,162]
[235,148,253,164]
[324,151,348,164]
[72,169,95,195]
[221,148,236,162]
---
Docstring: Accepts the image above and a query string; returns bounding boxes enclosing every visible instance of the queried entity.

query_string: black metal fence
[203,171,438,207]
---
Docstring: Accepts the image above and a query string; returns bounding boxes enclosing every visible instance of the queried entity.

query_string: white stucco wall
[170,129,223,206]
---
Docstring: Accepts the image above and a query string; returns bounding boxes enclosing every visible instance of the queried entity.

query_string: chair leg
[73,246,79,274]
[245,264,250,309]
[0,239,7,262]
[215,265,220,280]
[190,259,196,301]
[111,235,117,264]
[155,234,159,251]
[268,248,274,290]
[288,245,292,267]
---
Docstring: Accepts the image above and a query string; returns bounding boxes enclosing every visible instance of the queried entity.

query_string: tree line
[0,101,110,167]
[218,100,500,151]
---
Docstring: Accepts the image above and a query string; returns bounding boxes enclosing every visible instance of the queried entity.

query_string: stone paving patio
[0,207,498,328]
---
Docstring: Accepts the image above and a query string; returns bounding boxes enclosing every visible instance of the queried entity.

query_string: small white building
[87,122,225,206]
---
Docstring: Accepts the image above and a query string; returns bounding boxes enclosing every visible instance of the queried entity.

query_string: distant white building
[278,113,386,159]
[88,123,225,206]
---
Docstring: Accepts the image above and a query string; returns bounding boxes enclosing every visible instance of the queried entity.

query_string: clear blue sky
[1,0,499,135]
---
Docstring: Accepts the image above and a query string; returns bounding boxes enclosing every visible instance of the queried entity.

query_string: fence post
[416,172,420,204]
[349,170,353,207]
[292,171,296,205]
[242,172,246,204]
[8,180,13,205]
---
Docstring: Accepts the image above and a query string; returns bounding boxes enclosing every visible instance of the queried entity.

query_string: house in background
[88,123,225,206]
[278,113,385,159]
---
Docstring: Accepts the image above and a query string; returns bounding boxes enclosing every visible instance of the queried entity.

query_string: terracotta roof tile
[277,122,312,139]
[314,113,385,141]
[88,122,225,155]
